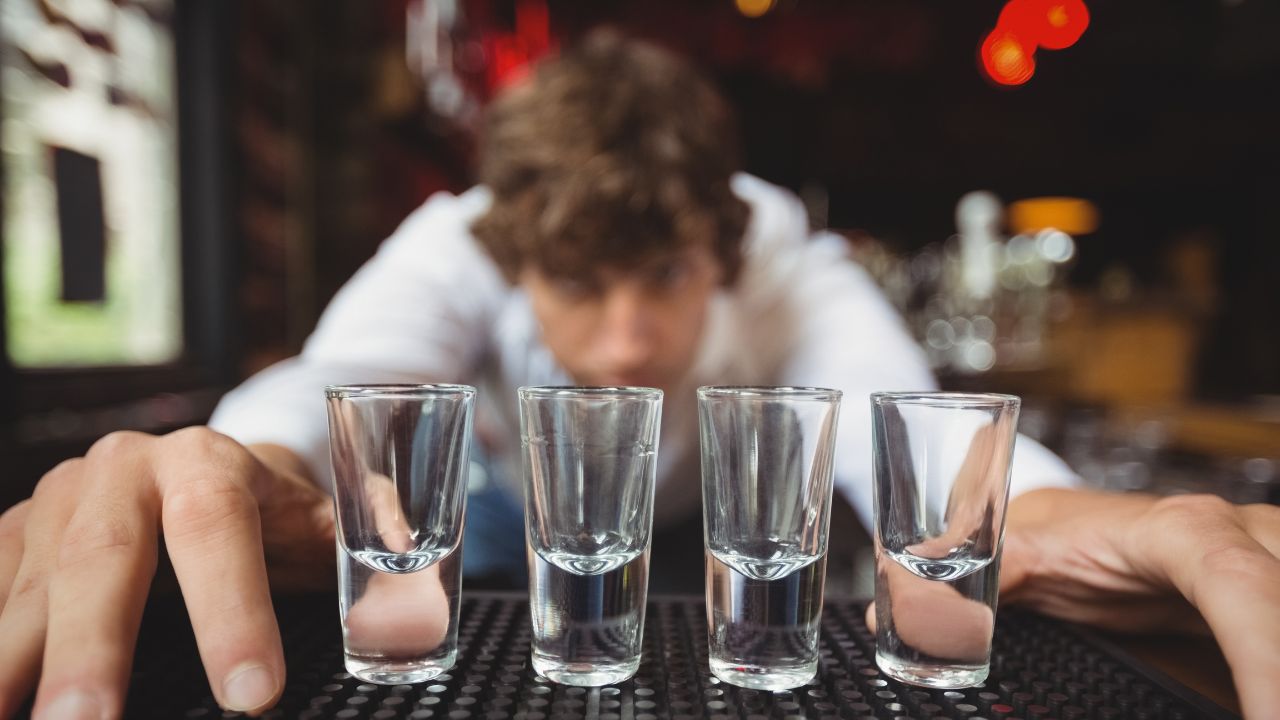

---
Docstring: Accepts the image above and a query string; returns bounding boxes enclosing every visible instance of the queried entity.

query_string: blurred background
[2,0,1278,520]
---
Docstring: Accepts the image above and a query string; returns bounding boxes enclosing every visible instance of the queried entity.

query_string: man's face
[521,245,723,393]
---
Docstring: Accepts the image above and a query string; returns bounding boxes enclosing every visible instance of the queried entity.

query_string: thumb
[244,447,339,590]
[996,530,1037,602]
[247,447,334,533]
[260,469,335,537]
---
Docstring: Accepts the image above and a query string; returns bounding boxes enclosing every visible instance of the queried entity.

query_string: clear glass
[871,391,1020,688]
[519,386,662,686]
[325,384,475,684]
[698,386,842,691]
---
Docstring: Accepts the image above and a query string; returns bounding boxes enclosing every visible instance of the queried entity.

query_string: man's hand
[0,428,336,719]
[866,488,1279,718]
[998,488,1279,719]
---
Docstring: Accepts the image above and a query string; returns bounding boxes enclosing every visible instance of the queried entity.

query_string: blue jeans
[458,454,705,593]
[461,464,528,586]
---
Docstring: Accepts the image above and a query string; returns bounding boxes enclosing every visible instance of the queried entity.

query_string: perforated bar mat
[115,594,1235,720]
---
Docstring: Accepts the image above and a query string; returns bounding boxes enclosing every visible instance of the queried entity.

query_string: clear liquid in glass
[528,536,648,687]
[705,542,827,691]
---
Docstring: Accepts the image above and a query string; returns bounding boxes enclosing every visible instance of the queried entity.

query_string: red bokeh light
[980,0,1087,85]
[998,0,1089,51]
[484,0,556,92]
[981,30,1037,86]
[1035,0,1090,50]
[998,0,1044,39]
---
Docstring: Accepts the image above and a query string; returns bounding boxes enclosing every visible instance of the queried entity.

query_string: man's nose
[596,288,657,371]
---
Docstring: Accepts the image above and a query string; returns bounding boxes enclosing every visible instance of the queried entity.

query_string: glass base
[345,650,456,685]
[875,650,989,688]
[709,657,816,691]
[531,653,639,687]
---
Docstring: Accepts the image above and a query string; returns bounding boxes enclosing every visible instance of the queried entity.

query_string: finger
[1241,503,1280,557]
[1136,495,1280,720]
[0,462,83,718]
[1179,540,1280,719]
[346,564,450,658]
[252,466,337,592]
[157,429,284,715]
[997,528,1040,600]
[32,437,159,720]
[0,500,31,608]
[365,472,415,553]
[0,549,50,719]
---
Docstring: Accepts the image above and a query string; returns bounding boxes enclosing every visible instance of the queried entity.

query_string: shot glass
[871,391,1020,688]
[698,386,842,691]
[519,386,662,686]
[325,384,475,684]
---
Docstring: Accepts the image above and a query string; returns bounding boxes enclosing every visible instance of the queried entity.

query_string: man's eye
[554,276,599,299]
[648,261,689,289]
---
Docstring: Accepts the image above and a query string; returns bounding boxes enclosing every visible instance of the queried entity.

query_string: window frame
[0,1,238,422]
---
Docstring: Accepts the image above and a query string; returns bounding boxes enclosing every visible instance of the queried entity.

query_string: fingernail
[221,663,276,711]
[37,690,102,720]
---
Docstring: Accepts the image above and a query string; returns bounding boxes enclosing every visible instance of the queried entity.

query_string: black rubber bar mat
[107,593,1235,720]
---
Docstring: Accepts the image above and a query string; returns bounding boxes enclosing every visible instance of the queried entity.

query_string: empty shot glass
[698,386,842,691]
[871,391,1020,688]
[519,386,662,686]
[325,384,475,684]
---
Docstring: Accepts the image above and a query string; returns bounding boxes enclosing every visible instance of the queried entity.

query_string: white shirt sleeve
[208,189,507,488]
[732,177,1079,531]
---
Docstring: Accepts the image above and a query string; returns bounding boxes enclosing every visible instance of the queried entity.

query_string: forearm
[1007,486,1154,531]
[1006,486,1093,531]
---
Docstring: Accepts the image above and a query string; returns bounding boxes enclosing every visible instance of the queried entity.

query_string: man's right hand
[0,428,336,719]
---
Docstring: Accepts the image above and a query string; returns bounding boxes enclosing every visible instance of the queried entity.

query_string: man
[0,31,1276,720]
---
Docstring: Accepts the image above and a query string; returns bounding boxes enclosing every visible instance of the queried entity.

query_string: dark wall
[550,0,1280,398]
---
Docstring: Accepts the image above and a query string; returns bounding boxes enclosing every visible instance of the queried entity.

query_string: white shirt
[210,174,1077,530]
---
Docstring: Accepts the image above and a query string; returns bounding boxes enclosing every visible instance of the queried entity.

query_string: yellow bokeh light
[1008,196,1100,235]
[735,0,775,19]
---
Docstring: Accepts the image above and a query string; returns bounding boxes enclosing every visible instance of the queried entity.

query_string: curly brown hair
[471,30,750,285]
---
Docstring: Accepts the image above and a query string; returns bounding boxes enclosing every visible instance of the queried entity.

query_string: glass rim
[324,383,476,399]
[697,385,842,401]
[870,391,1020,408]
[517,385,663,400]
